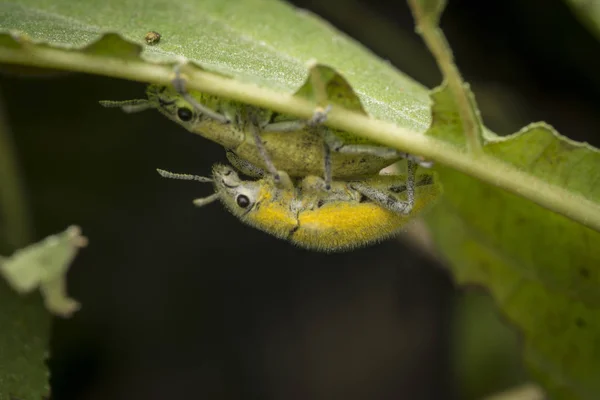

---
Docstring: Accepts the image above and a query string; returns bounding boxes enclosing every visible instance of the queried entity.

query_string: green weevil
[100,63,431,188]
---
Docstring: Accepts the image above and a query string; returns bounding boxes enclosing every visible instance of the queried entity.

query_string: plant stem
[406,0,484,155]
[0,90,33,252]
[0,46,599,232]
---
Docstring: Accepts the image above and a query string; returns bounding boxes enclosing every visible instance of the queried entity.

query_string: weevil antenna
[156,168,213,183]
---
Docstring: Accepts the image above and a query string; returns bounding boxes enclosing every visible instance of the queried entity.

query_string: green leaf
[0,226,87,399]
[452,292,525,400]
[0,0,432,132]
[0,280,49,400]
[563,0,600,40]
[1,225,87,317]
[295,63,367,114]
[425,83,600,400]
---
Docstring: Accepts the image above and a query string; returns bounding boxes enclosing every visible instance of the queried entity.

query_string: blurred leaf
[1,225,87,317]
[0,226,87,399]
[425,83,600,400]
[563,0,600,40]
[452,291,525,400]
[0,280,49,400]
[0,93,32,252]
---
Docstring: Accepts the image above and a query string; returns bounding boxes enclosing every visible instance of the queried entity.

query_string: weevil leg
[305,60,333,126]
[171,64,231,124]
[224,150,295,189]
[350,160,416,215]
[275,170,294,191]
[225,150,267,178]
[256,97,335,187]
[261,105,332,132]
[262,123,337,190]
[405,159,416,213]
[261,120,306,132]
[263,110,433,170]
[302,63,429,167]
[310,105,331,125]
[322,139,332,190]
[323,129,433,168]
[247,114,282,185]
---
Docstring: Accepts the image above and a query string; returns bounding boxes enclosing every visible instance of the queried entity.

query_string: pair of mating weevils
[101,65,441,252]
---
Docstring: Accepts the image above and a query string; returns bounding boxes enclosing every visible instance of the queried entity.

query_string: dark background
[1,0,599,399]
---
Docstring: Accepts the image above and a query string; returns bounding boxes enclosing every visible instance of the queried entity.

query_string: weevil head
[146,84,199,128]
[146,84,245,148]
[211,164,263,219]
[211,164,299,239]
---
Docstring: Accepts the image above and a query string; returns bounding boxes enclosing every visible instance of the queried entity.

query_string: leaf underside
[426,84,600,400]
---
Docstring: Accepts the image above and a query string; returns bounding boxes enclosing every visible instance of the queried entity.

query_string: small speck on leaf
[144,31,161,45]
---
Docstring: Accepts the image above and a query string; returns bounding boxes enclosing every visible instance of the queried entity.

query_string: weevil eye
[236,194,250,208]
[177,107,193,121]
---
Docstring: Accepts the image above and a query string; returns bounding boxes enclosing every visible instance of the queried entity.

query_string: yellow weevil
[156,162,441,252]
